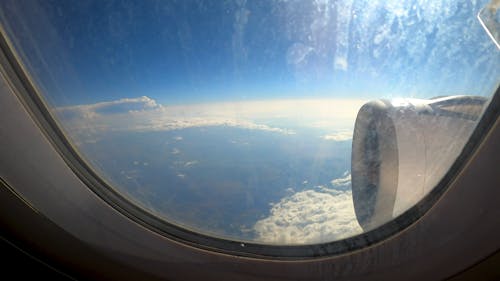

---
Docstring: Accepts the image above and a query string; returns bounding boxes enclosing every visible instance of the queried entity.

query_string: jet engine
[351,96,487,231]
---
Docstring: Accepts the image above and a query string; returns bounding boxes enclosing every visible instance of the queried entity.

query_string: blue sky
[0,0,498,106]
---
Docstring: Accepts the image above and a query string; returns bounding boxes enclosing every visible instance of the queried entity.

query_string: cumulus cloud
[322,131,353,141]
[253,188,362,244]
[331,172,351,188]
[253,174,362,245]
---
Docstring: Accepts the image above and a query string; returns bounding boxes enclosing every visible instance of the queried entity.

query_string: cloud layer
[56,96,163,119]
[55,96,365,143]
[330,172,351,188]
[253,173,362,244]
[322,131,353,141]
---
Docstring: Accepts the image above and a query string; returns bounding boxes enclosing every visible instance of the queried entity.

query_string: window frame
[0,21,499,259]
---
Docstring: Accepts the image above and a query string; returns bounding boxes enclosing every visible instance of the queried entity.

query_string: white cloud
[56,96,163,119]
[331,172,351,188]
[322,131,353,141]
[253,187,362,244]
[253,173,361,244]
[120,170,139,180]
[55,96,366,144]
[171,148,181,155]
[230,140,250,145]
[184,160,199,167]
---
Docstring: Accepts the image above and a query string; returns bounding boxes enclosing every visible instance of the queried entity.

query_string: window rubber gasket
[0,25,498,260]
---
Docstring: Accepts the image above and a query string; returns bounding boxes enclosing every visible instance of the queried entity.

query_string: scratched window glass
[0,0,498,244]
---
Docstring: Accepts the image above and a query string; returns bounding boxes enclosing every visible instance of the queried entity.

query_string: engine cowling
[351,96,487,231]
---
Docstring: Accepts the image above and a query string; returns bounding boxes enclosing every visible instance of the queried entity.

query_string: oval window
[0,0,498,246]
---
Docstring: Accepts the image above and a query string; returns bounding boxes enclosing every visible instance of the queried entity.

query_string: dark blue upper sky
[0,0,498,106]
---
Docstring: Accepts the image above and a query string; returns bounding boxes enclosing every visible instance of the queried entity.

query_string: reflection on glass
[0,0,498,245]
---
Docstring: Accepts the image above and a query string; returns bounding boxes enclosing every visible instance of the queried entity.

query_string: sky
[0,0,498,107]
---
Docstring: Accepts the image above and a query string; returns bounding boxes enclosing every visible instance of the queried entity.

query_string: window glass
[0,0,498,245]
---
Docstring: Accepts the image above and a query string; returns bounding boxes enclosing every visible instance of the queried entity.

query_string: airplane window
[0,0,498,248]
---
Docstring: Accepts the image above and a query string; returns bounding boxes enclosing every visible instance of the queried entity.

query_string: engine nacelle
[351,96,487,231]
